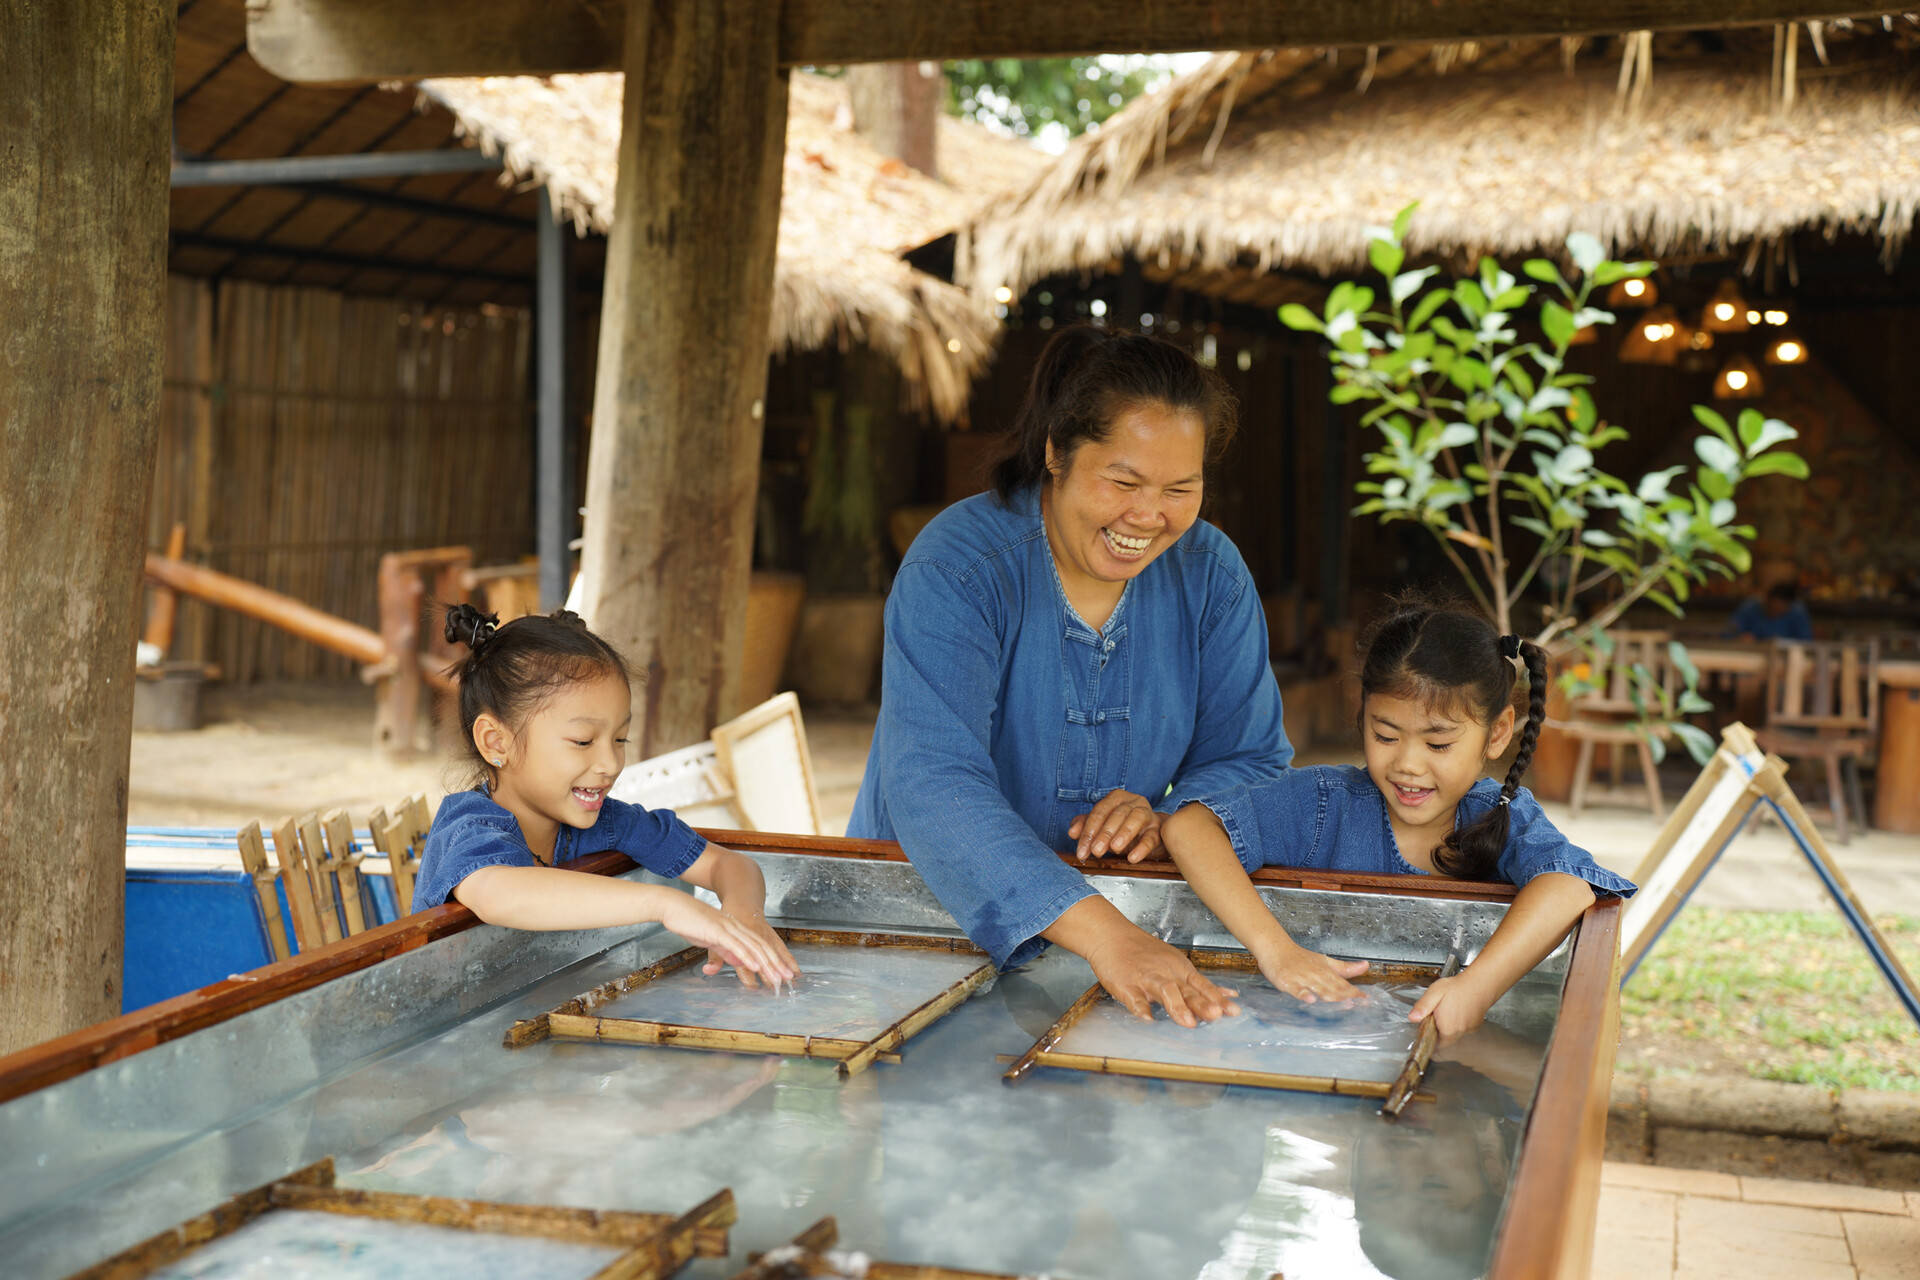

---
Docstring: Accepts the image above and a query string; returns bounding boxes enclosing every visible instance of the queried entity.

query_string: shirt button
[1095,711,1106,723]
[1104,640,1115,651]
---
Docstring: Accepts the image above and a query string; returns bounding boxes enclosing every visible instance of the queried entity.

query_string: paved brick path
[1595,1162,1920,1279]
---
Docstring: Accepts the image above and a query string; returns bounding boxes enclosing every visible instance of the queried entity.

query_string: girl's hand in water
[1254,939,1369,1004]
[703,907,800,990]
[1407,971,1494,1043]
[657,894,797,988]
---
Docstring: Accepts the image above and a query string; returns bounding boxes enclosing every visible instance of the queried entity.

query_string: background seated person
[1727,580,1813,641]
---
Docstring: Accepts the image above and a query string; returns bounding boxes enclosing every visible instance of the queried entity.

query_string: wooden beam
[247,0,1899,84]
[1,0,174,1053]
[575,0,788,756]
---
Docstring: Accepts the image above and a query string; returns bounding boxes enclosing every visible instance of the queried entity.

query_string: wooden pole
[0,0,174,1052]
[576,0,789,757]
[1002,982,1106,1084]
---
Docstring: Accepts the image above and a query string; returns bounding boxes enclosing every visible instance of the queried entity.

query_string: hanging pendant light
[1766,332,1808,365]
[1701,279,1752,333]
[1606,274,1659,308]
[1713,354,1764,399]
[1618,304,1681,364]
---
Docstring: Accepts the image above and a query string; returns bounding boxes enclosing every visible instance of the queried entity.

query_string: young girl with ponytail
[1162,600,1635,1042]
[412,605,798,989]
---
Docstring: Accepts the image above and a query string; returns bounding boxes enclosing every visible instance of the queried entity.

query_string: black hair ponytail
[990,323,1239,502]
[1436,637,1547,880]
[1358,597,1547,882]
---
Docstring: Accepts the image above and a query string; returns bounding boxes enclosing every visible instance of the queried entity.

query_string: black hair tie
[445,604,500,652]
[1498,634,1522,660]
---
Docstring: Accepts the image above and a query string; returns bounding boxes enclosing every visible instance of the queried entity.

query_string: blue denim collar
[1029,486,1135,640]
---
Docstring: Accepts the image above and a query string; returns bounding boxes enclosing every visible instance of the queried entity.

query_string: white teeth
[1104,528,1150,552]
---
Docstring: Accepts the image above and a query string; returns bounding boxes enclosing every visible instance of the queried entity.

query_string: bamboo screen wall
[151,276,533,681]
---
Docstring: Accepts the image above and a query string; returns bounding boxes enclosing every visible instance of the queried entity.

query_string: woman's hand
[1070,790,1165,863]
[657,893,797,988]
[1407,971,1496,1044]
[1253,939,1369,1004]
[1085,927,1241,1028]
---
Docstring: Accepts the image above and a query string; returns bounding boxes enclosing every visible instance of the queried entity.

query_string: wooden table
[1685,644,1920,833]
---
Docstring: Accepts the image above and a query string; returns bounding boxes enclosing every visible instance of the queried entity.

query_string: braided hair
[991,324,1239,502]
[1357,599,1548,882]
[442,604,631,784]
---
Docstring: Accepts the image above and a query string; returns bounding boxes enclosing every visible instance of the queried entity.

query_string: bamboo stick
[1187,949,1441,984]
[321,809,369,936]
[270,816,324,953]
[1033,1049,1428,1101]
[270,1182,683,1243]
[1381,952,1463,1119]
[838,961,996,1078]
[296,813,344,946]
[1002,982,1106,1084]
[234,821,292,962]
[545,1013,899,1063]
[775,927,983,954]
[728,1218,840,1280]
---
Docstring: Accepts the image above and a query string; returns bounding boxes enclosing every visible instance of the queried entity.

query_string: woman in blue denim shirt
[850,326,1292,1026]
[1164,602,1635,1042]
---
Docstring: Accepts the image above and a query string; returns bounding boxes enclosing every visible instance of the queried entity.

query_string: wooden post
[374,553,426,757]
[576,0,789,758]
[0,0,174,1052]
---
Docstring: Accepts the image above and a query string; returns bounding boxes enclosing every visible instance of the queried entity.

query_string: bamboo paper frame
[507,929,995,1078]
[67,1157,734,1280]
[711,692,823,836]
[1003,949,1443,1102]
[731,1217,1025,1280]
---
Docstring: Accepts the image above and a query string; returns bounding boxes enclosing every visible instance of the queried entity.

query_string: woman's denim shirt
[848,486,1293,968]
[1197,765,1637,896]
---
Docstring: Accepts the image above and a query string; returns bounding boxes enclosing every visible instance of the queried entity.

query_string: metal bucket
[132,662,209,732]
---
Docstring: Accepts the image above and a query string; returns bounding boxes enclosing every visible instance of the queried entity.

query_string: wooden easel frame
[506,929,995,1079]
[1002,949,1444,1101]
[731,1217,1024,1280]
[1621,723,1920,1031]
[67,1157,734,1280]
[711,692,823,836]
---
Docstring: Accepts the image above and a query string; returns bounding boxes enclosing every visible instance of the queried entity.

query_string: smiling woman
[849,326,1290,1024]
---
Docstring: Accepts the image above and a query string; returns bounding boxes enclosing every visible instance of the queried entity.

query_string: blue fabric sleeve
[874,560,1098,969]
[411,802,536,911]
[586,797,708,879]
[1189,770,1323,873]
[1161,564,1294,814]
[1494,788,1637,898]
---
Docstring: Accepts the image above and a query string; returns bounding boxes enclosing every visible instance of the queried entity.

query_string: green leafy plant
[1280,204,1810,763]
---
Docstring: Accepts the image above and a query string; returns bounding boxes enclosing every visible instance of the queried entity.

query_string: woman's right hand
[1085,927,1241,1028]
[1254,939,1368,1004]
[657,893,797,987]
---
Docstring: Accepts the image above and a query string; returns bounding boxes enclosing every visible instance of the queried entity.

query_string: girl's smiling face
[478,670,632,847]
[1362,690,1514,867]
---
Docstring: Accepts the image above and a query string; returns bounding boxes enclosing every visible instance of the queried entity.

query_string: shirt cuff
[993,880,1099,971]
[1525,859,1638,899]
[1187,795,1261,874]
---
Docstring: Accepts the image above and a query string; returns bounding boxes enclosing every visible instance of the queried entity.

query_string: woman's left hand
[1069,790,1165,863]
[1407,971,1495,1045]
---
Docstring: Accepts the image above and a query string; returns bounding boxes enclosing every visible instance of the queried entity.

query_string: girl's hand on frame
[656,893,797,988]
[1408,971,1495,1044]
[1254,940,1369,1004]
[1070,790,1165,863]
[702,908,800,989]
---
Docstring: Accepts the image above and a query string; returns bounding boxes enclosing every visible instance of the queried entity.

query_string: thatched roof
[420,73,1048,422]
[959,26,1920,305]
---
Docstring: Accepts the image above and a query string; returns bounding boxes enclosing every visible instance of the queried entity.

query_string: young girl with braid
[1162,600,1635,1042]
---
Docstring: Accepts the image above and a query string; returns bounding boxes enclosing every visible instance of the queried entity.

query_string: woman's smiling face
[1041,399,1206,596]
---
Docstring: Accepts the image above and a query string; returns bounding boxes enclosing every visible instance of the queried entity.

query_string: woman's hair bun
[549,609,588,630]
[444,603,500,651]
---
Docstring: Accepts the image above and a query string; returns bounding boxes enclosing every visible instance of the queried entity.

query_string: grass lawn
[1616,907,1920,1092]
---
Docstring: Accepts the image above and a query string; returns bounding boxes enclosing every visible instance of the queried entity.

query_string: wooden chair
[1562,630,1676,819]
[1753,639,1879,844]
